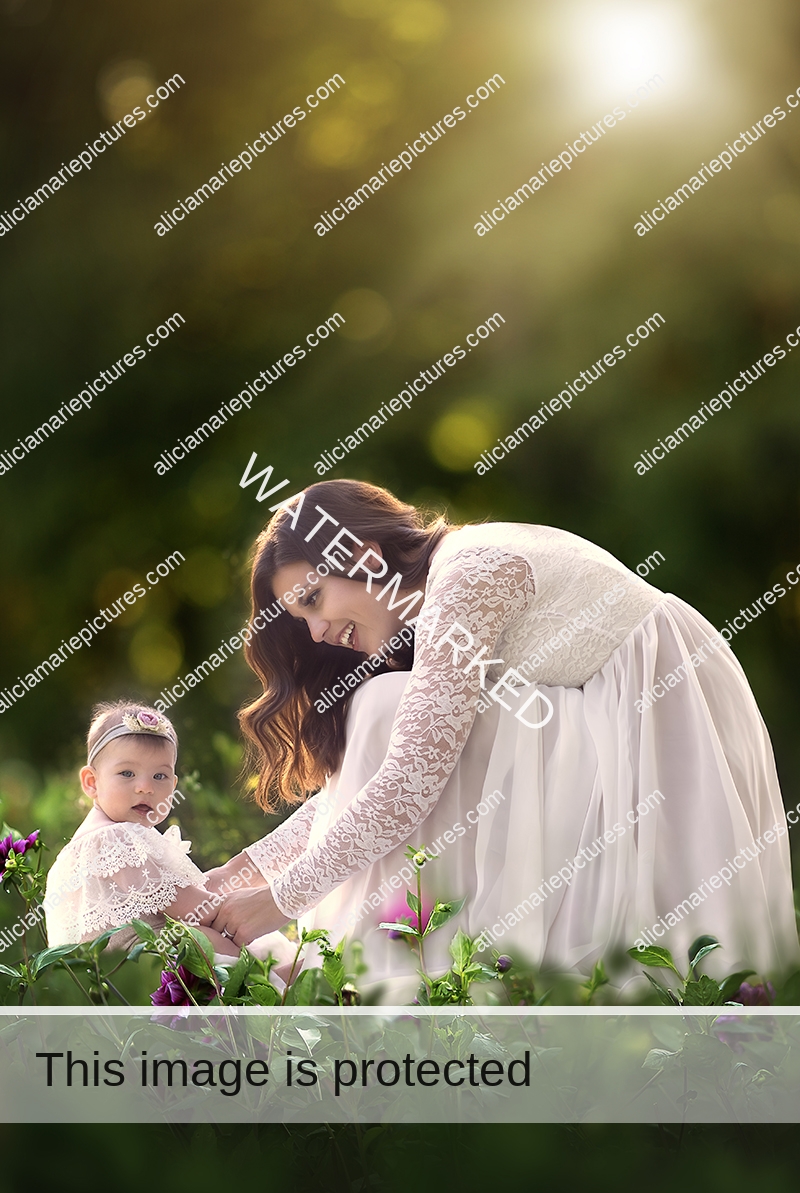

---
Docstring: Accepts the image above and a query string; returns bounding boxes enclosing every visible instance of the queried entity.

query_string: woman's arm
[265,547,535,920]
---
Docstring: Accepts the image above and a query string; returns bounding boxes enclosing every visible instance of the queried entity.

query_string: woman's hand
[210,885,289,945]
[204,851,268,897]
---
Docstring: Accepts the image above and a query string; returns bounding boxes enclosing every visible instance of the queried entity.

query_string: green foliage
[627,936,778,1008]
[0,824,792,1014]
[581,959,610,1004]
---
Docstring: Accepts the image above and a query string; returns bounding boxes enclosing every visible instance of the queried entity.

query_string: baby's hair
[87,700,179,763]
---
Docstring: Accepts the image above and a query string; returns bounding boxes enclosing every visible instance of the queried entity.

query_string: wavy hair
[239,479,451,811]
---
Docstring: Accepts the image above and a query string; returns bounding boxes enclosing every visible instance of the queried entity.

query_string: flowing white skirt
[299,595,800,992]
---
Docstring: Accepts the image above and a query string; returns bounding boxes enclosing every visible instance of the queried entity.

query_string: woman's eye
[302,590,320,608]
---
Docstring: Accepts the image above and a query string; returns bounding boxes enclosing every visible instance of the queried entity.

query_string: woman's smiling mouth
[338,622,358,649]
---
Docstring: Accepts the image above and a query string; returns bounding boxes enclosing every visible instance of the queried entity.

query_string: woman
[209,479,799,990]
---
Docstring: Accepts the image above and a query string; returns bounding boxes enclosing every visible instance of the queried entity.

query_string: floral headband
[87,709,178,765]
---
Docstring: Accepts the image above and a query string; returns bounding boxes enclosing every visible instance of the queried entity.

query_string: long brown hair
[239,479,451,811]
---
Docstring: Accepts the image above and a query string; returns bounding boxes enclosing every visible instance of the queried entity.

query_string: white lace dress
[44,816,207,948]
[244,523,800,987]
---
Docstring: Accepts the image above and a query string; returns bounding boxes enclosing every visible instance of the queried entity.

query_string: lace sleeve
[270,547,536,919]
[244,797,319,884]
[43,823,207,946]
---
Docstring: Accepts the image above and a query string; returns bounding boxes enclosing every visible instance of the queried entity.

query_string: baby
[44,701,283,966]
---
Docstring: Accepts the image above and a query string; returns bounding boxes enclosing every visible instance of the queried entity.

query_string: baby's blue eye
[120,770,134,778]
[154,773,169,781]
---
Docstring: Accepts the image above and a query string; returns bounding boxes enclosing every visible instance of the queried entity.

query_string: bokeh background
[2,0,800,1151]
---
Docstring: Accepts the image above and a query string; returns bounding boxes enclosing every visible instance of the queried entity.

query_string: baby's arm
[163,883,220,926]
[161,884,238,958]
[163,884,295,973]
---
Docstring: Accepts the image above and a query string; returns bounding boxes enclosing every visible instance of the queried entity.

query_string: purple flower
[137,710,160,728]
[495,955,513,974]
[150,965,203,1007]
[0,830,41,875]
[715,980,777,1050]
[733,980,775,1006]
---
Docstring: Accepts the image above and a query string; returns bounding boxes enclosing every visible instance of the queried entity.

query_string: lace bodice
[44,821,206,946]
[428,524,662,687]
[246,524,663,919]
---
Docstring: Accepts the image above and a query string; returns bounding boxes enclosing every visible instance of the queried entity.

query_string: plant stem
[416,867,427,977]
[104,978,131,1006]
[58,959,93,1003]
[280,940,304,1006]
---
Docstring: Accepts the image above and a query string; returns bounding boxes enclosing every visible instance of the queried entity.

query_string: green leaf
[322,952,346,997]
[125,942,149,963]
[223,947,255,1001]
[285,968,319,1006]
[130,920,158,945]
[429,976,460,1005]
[682,1032,734,1078]
[718,969,757,1002]
[0,964,22,980]
[627,945,683,977]
[688,934,719,967]
[295,1024,322,1051]
[176,931,215,980]
[378,921,418,937]
[185,925,216,966]
[463,963,499,983]
[772,970,800,1006]
[682,974,722,1006]
[643,971,677,1006]
[90,927,125,956]
[300,928,330,945]
[423,896,466,937]
[246,981,280,1006]
[688,942,722,974]
[28,944,81,979]
[406,889,421,916]
[448,928,474,972]
[583,959,609,1000]
[642,1048,680,1071]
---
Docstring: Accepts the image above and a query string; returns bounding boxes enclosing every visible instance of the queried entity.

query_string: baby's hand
[203,866,229,895]
[204,851,268,895]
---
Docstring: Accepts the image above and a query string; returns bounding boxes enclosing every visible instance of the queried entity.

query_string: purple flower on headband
[137,710,160,729]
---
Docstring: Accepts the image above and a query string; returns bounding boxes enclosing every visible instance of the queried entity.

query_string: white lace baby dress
[44,820,207,948]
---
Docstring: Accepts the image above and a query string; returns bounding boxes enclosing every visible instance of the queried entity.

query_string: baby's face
[81,737,177,826]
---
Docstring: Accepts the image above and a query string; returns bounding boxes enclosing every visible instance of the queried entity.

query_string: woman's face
[272,556,415,657]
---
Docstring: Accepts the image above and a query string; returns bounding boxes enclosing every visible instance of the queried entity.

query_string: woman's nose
[306,614,330,644]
